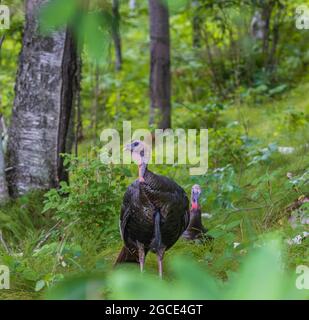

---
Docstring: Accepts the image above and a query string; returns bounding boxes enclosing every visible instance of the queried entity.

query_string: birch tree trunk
[192,0,202,48]
[7,0,78,196]
[148,0,171,129]
[0,115,9,203]
[0,33,8,203]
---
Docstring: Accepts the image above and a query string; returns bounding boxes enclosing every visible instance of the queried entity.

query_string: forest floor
[0,81,308,300]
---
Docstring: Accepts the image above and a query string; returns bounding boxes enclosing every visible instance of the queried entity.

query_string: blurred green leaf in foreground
[46,236,309,300]
[39,0,113,64]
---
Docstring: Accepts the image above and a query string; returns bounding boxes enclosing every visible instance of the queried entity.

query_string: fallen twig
[34,220,62,251]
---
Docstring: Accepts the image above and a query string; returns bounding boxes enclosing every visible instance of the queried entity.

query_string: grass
[0,82,308,299]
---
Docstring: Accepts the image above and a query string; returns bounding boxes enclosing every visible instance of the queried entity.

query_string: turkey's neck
[191,197,200,210]
[188,207,203,230]
[138,161,148,182]
[189,201,202,228]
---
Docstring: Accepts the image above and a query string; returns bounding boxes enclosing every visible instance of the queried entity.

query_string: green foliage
[283,109,309,131]
[287,170,309,190]
[202,165,242,211]
[110,238,305,300]
[43,153,129,232]
[165,0,190,15]
[39,0,114,64]
[45,274,106,299]
[209,126,249,168]
[174,101,227,129]
[39,0,78,33]
[77,11,112,63]
[44,236,308,300]
[0,1,24,118]
[0,192,50,245]
[248,143,278,166]
[1,0,309,301]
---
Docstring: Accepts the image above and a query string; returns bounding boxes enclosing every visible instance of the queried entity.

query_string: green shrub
[209,126,249,168]
[43,153,130,235]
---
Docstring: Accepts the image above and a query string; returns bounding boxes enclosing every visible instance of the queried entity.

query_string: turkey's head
[191,184,201,210]
[124,139,150,183]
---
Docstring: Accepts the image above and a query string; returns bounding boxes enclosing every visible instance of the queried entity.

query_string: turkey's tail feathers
[114,246,139,266]
[150,210,163,252]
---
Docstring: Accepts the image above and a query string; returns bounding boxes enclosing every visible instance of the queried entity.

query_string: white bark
[250,10,266,40]
[7,0,78,196]
[0,115,9,203]
[129,0,136,11]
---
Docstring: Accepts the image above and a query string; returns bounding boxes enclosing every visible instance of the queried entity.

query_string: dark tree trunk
[66,56,82,158]
[74,55,83,156]
[261,5,271,55]
[261,1,275,69]
[91,64,100,142]
[112,0,122,71]
[192,0,202,48]
[266,1,283,74]
[149,0,171,130]
[7,0,78,196]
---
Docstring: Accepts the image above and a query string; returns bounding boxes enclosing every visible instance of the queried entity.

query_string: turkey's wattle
[191,202,199,210]
[115,140,189,278]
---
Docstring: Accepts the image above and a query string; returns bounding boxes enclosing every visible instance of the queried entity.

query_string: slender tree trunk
[0,114,9,203]
[74,55,83,156]
[261,1,275,68]
[7,0,78,196]
[266,1,282,75]
[262,7,271,55]
[0,32,9,203]
[112,0,122,71]
[192,0,202,48]
[148,0,171,129]
[91,64,100,142]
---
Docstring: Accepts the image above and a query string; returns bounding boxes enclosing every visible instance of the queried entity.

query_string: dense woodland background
[0,0,308,299]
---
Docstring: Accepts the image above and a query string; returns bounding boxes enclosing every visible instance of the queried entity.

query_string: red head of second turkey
[182,184,213,241]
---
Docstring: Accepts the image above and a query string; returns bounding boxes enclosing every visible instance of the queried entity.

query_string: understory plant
[43,152,130,234]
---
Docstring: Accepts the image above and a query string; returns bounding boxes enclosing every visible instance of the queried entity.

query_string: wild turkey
[115,140,189,277]
[182,184,210,241]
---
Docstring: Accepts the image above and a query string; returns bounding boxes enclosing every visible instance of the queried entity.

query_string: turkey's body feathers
[119,169,189,256]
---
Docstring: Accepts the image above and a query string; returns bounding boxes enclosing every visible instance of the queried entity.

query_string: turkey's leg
[136,241,145,272]
[157,247,166,279]
[152,210,165,278]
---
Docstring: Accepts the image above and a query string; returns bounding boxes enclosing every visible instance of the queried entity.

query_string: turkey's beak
[124,143,132,152]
